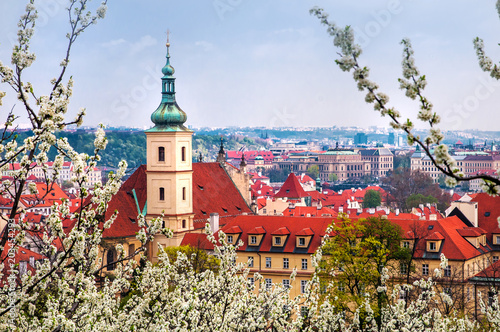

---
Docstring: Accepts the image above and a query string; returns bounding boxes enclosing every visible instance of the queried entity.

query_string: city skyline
[1,1,499,131]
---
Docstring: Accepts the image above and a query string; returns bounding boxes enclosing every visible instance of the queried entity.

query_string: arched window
[158,147,165,162]
[159,187,165,201]
[182,219,186,228]
[107,249,116,271]
[182,187,186,201]
[181,146,186,162]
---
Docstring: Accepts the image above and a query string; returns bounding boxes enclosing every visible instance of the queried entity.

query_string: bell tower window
[181,146,186,162]
[182,187,186,201]
[158,147,165,162]
[159,187,165,201]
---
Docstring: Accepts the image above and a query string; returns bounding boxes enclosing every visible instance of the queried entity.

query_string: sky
[0,0,500,131]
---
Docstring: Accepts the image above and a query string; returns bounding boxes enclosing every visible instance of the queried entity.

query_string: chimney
[339,206,343,213]
[419,204,424,211]
[395,208,400,216]
[209,213,219,233]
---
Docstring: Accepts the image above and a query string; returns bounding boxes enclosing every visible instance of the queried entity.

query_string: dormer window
[427,241,439,252]
[271,227,289,248]
[298,237,306,247]
[227,235,233,244]
[248,226,265,246]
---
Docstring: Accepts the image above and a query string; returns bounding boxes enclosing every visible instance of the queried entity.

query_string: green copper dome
[162,55,175,76]
[146,42,190,133]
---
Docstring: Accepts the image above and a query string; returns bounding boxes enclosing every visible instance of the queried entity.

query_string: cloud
[195,41,215,52]
[130,35,158,55]
[100,35,157,55]
[101,38,127,48]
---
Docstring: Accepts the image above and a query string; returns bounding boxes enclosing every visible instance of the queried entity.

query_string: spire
[217,136,226,164]
[147,31,190,133]
[239,152,247,172]
[198,152,203,163]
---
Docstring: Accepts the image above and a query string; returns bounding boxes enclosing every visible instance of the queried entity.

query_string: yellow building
[182,215,334,298]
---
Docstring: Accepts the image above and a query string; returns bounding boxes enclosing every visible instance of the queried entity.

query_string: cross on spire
[166,29,170,54]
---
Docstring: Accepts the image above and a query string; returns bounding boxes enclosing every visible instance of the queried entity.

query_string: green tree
[382,168,451,212]
[306,165,319,179]
[328,173,338,182]
[264,167,289,183]
[162,245,220,274]
[394,153,411,169]
[406,193,438,210]
[320,216,409,328]
[363,189,381,208]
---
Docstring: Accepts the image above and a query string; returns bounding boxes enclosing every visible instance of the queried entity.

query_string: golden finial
[166,29,170,48]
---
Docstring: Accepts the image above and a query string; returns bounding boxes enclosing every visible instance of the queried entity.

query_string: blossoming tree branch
[310,3,500,196]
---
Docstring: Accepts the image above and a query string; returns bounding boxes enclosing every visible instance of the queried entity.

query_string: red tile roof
[282,206,337,218]
[225,225,243,234]
[271,227,290,235]
[211,215,335,254]
[0,242,46,286]
[457,227,486,237]
[298,174,315,184]
[296,227,315,236]
[471,193,500,241]
[471,260,500,280]
[192,163,252,227]
[180,233,214,250]
[391,216,491,261]
[248,226,266,234]
[426,232,445,240]
[274,173,310,199]
[182,214,487,263]
[97,162,253,238]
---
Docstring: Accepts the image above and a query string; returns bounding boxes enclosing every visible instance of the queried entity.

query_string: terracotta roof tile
[248,226,266,234]
[274,173,310,199]
[426,232,445,240]
[296,227,315,236]
[271,227,290,235]
[225,225,243,234]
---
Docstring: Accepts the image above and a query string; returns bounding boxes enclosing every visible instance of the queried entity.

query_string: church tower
[145,38,194,254]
